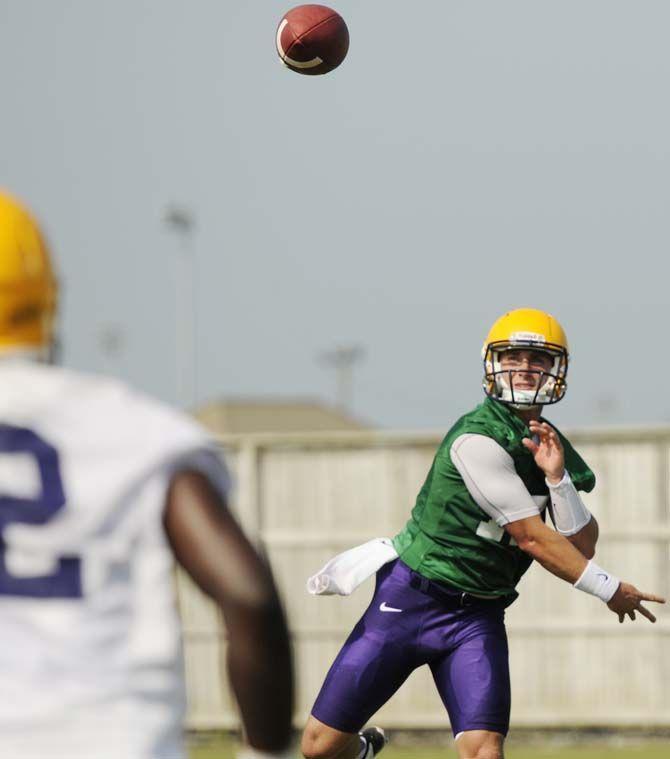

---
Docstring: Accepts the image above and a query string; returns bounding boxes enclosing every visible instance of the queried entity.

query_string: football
[276,4,349,76]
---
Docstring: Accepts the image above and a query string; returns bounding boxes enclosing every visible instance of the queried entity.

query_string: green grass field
[189,735,670,759]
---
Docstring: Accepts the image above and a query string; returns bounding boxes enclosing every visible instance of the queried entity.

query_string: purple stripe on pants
[311,559,511,736]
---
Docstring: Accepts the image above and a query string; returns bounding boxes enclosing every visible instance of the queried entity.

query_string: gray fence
[178,427,670,729]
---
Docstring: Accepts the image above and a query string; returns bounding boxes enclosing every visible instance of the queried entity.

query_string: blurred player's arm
[164,470,293,755]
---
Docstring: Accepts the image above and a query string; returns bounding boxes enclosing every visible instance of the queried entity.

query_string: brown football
[276,5,349,76]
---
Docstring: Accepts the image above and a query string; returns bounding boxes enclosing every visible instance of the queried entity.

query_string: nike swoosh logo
[597,573,609,582]
[379,602,403,613]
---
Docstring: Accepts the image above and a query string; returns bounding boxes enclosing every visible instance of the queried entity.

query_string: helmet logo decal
[509,331,546,344]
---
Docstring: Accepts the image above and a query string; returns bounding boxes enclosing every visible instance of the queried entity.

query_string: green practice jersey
[393,397,595,602]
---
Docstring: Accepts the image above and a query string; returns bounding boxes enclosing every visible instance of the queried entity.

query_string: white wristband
[237,748,297,759]
[546,471,592,536]
[573,560,620,602]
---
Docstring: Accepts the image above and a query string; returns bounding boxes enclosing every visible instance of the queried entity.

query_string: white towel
[306,538,399,596]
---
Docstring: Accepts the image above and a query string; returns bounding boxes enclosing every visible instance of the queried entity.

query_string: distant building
[194,397,370,435]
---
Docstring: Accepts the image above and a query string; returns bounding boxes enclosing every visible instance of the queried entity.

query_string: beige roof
[194,397,370,435]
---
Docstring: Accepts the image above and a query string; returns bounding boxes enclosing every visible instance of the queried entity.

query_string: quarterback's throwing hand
[607,582,666,623]
[522,421,565,483]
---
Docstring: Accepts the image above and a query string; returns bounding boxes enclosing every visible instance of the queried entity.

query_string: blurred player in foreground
[301,308,665,759]
[0,190,294,759]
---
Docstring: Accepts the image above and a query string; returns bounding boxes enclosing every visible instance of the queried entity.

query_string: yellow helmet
[0,190,57,355]
[482,308,569,407]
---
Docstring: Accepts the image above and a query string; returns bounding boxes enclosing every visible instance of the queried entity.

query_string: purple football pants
[311,559,511,737]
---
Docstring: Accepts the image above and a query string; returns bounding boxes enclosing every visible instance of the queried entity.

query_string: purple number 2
[0,425,82,598]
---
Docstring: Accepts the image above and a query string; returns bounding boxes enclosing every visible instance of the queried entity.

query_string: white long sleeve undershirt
[450,433,590,534]
[450,434,546,525]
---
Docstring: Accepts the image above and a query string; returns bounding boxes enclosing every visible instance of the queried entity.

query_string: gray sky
[2,1,669,429]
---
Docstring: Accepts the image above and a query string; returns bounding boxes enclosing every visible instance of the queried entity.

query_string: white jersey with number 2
[0,360,230,759]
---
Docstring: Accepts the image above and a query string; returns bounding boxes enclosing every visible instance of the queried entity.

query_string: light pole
[164,205,197,409]
[319,344,366,413]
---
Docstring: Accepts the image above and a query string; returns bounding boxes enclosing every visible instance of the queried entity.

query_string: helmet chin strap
[508,401,543,411]
[503,386,541,405]
[47,334,61,365]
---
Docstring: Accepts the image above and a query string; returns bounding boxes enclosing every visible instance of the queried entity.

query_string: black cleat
[358,726,387,757]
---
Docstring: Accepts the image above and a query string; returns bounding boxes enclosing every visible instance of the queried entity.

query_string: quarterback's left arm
[524,420,598,559]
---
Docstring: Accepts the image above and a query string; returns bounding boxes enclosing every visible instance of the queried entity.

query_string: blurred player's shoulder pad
[0,359,229,488]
